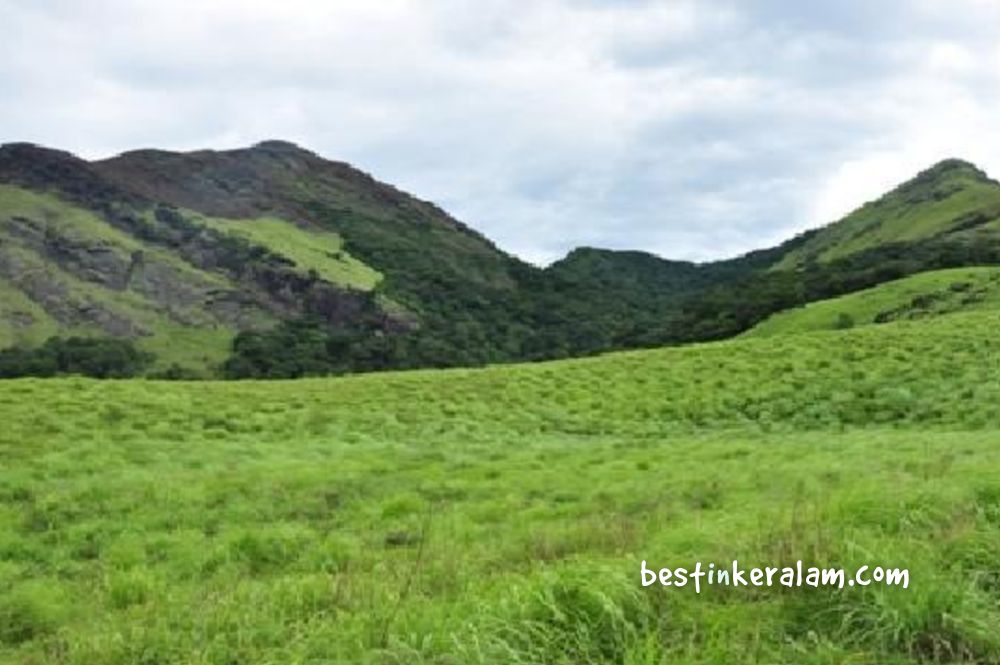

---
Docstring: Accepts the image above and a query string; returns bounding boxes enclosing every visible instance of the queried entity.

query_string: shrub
[834,313,856,330]
[0,583,68,646]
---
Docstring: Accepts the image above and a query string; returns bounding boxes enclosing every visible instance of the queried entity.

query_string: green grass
[198,215,382,290]
[2,311,1000,663]
[746,266,1000,337]
[775,162,1000,268]
[135,324,237,375]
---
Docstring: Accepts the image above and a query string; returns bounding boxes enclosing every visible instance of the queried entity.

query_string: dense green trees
[7,213,1000,381]
[220,229,1000,379]
[221,320,405,379]
[0,337,152,378]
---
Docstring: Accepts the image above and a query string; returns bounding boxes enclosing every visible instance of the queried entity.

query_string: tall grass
[2,312,1000,662]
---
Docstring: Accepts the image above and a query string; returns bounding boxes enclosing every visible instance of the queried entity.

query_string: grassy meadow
[2,311,1000,663]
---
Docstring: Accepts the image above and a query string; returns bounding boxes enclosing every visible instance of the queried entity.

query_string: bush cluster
[0,337,152,379]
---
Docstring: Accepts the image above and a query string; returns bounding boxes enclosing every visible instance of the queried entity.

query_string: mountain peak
[907,158,991,186]
[929,157,978,171]
[250,139,310,155]
[772,156,1000,270]
[885,158,995,207]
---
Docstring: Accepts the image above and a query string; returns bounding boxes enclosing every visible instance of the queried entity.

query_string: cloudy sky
[2,0,1000,264]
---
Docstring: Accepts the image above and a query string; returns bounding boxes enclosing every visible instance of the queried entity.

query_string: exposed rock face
[93,141,491,241]
[0,244,145,336]
[6,215,133,289]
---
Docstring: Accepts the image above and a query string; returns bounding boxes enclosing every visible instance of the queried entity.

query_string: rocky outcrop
[0,244,145,337]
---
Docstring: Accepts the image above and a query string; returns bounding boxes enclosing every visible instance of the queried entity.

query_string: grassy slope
[2,312,1000,663]
[746,266,1000,337]
[775,161,1000,269]
[0,185,135,248]
[197,215,381,291]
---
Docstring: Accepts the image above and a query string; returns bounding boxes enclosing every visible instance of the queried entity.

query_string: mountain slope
[0,183,261,369]
[663,160,1000,342]
[5,142,1000,377]
[95,141,550,369]
[538,231,824,348]
[94,141,520,297]
[775,159,1000,269]
[0,143,399,373]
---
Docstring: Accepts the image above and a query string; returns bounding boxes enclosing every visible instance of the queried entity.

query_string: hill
[2,309,1000,663]
[745,266,1000,337]
[5,141,1000,377]
[0,143,410,373]
[775,159,1000,269]
[667,162,1000,342]
[0,141,527,375]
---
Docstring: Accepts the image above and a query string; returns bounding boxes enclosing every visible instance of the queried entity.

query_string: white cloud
[926,42,978,75]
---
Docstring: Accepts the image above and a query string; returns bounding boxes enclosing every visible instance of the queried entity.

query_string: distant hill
[3,141,1000,377]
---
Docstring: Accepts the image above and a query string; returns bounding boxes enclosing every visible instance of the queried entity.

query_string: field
[2,311,1000,663]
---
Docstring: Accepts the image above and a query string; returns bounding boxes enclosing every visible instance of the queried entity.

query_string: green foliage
[0,336,153,378]
[0,583,69,647]
[223,229,1000,379]
[833,312,855,329]
[261,204,806,375]
[669,233,1000,343]
[305,202,538,366]
[222,318,405,378]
